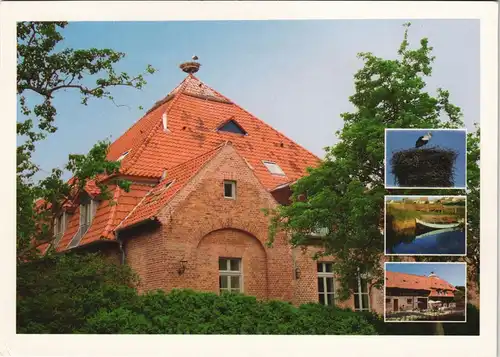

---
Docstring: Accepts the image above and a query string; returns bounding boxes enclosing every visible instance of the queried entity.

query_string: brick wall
[123,145,295,301]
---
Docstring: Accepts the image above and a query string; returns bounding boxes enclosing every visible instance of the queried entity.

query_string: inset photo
[384,262,467,323]
[385,196,466,256]
[385,129,467,189]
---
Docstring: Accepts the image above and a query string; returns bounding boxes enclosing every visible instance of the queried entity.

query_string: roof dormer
[216,118,247,135]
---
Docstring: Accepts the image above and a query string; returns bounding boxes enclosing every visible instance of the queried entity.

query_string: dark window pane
[230,259,240,271]
[219,120,246,135]
[219,276,228,289]
[219,259,227,271]
[317,263,323,273]
[326,277,333,293]
[362,294,369,308]
[318,278,324,293]
[231,276,240,289]
[325,263,333,272]
[327,294,334,306]
[354,294,360,309]
[386,298,391,303]
[318,294,325,305]
[224,183,233,197]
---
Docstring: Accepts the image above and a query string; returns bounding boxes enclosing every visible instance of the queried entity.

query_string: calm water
[389,228,465,255]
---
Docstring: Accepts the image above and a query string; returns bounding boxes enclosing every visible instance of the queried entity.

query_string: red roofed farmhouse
[46,61,383,313]
[385,271,459,313]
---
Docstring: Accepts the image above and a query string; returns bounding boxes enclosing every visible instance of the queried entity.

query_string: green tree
[16,22,156,261]
[267,23,479,301]
[17,252,139,333]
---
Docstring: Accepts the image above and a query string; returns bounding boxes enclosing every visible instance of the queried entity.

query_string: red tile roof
[117,144,225,230]
[52,73,320,250]
[108,74,320,187]
[386,271,456,292]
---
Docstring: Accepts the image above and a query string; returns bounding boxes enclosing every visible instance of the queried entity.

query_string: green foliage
[80,289,377,335]
[266,22,480,299]
[16,22,156,261]
[17,252,139,333]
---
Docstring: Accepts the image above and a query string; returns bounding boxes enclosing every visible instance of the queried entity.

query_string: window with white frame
[262,161,285,176]
[117,150,129,161]
[317,262,335,306]
[219,258,242,294]
[53,212,67,248]
[354,270,370,312]
[223,180,236,199]
[67,195,97,249]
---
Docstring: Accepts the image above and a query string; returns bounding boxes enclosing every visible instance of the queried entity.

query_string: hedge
[80,289,378,335]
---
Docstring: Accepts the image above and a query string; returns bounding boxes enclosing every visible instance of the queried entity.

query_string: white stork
[415,132,432,148]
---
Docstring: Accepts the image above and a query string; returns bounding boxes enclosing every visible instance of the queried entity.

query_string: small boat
[414,227,458,239]
[415,218,463,230]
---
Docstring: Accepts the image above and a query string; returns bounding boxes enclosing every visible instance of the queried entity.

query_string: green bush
[81,289,377,335]
[17,252,139,334]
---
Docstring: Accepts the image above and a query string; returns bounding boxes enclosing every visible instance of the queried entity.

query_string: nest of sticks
[390,146,458,187]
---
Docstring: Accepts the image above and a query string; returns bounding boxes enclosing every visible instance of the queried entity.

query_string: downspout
[116,230,126,265]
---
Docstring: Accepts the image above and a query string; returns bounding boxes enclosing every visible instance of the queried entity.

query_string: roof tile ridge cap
[189,74,232,102]
[101,185,122,239]
[122,80,191,174]
[204,82,322,162]
[115,185,156,231]
[110,77,188,147]
[151,143,227,218]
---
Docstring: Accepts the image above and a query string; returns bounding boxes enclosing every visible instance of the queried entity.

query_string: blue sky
[385,129,467,187]
[18,20,479,181]
[386,263,466,286]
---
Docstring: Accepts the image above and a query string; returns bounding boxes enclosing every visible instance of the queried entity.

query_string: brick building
[385,271,460,314]
[44,61,390,315]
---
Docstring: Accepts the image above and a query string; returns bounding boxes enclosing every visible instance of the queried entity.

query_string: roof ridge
[115,143,226,231]
[190,75,321,162]
[162,142,226,175]
[101,185,121,239]
[122,77,193,174]
[149,143,228,220]
[115,185,156,231]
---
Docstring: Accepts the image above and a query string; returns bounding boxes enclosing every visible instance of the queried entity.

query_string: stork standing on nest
[415,132,432,148]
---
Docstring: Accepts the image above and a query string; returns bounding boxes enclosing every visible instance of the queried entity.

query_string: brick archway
[194,228,268,299]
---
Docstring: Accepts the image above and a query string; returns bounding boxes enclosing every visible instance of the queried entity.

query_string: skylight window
[263,161,285,176]
[217,120,247,135]
[117,151,129,161]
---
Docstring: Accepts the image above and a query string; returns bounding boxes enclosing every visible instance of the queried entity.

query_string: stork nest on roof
[390,146,458,188]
